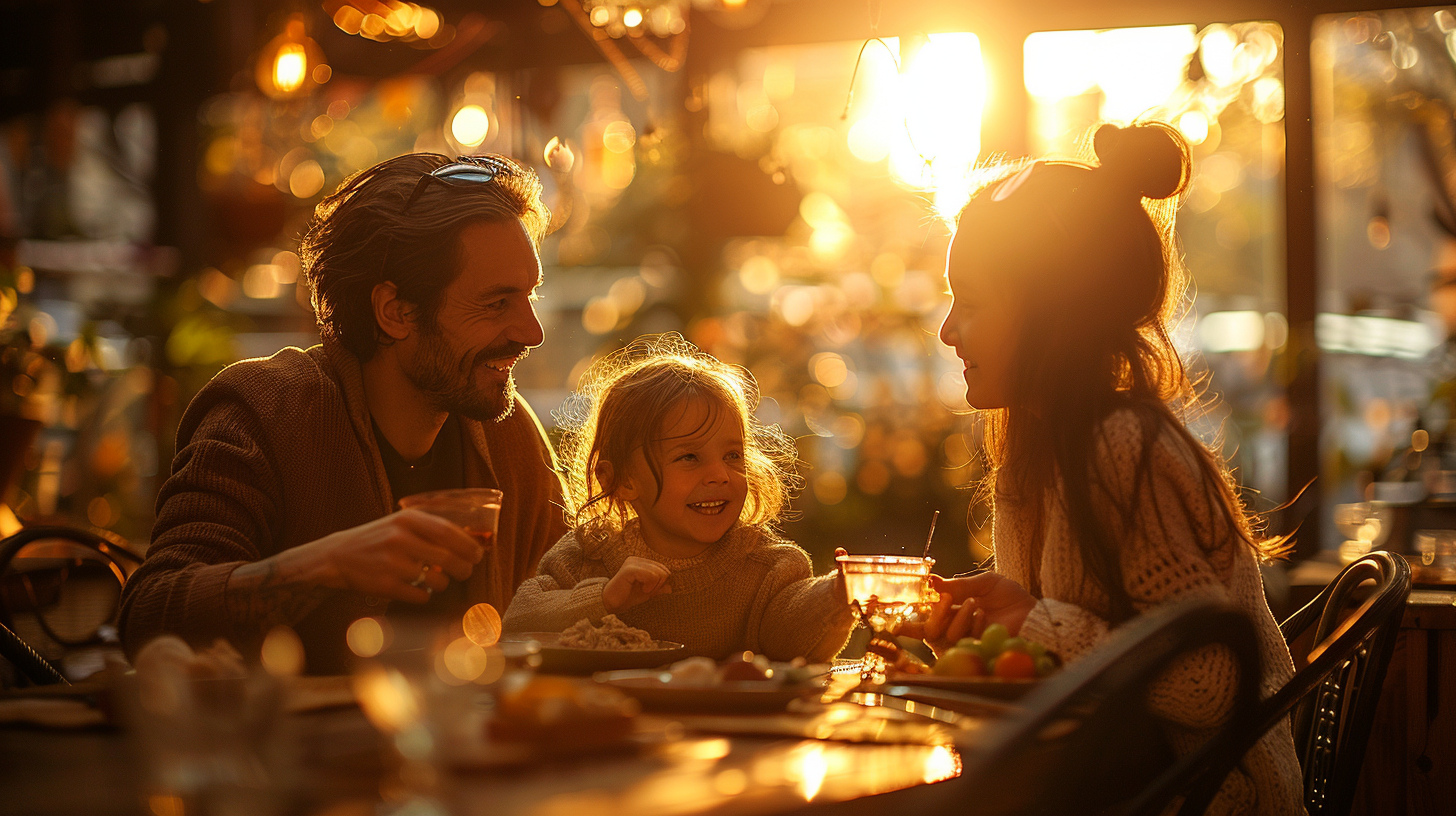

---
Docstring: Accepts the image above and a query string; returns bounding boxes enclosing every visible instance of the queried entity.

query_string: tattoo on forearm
[226,557,331,631]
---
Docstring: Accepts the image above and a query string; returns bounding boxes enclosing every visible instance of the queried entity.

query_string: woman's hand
[603,556,673,613]
[903,572,1037,656]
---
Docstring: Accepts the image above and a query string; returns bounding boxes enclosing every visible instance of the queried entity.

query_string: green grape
[1001,637,1028,654]
[980,623,1008,656]
[1027,641,1047,659]
[1034,655,1056,677]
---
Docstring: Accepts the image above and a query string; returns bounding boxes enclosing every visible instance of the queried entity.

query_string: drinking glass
[129,670,289,816]
[399,488,503,553]
[1413,530,1456,582]
[1333,502,1393,564]
[836,554,938,681]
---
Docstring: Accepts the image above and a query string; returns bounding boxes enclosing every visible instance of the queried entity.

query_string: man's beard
[405,323,528,423]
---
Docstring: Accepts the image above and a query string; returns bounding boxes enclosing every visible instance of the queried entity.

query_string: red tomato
[993,650,1036,680]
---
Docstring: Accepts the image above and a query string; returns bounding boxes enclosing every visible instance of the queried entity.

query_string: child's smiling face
[939,232,1024,411]
[619,397,748,556]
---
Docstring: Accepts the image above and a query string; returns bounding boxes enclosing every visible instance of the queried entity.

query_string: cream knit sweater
[503,520,855,662]
[997,409,1305,816]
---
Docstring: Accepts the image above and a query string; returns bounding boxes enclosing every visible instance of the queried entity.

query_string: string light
[255,15,327,100]
[327,1,447,45]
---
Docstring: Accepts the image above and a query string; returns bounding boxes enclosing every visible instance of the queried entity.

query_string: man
[120,154,568,673]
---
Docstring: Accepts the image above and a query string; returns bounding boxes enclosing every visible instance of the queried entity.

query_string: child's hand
[603,556,673,613]
[901,572,1037,657]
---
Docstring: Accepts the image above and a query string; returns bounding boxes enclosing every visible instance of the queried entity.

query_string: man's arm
[222,545,336,633]
[120,396,289,655]
[120,393,483,657]
[222,511,486,630]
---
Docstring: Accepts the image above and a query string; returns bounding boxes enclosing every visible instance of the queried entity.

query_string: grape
[932,647,986,677]
[1034,655,1056,677]
[980,623,1008,656]
[1001,637,1028,654]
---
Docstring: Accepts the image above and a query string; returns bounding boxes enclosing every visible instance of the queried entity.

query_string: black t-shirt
[373,415,466,502]
[373,416,467,617]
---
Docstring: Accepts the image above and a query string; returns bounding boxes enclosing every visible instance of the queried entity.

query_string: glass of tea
[837,554,938,623]
[399,488,503,554]
[836,553,938,681]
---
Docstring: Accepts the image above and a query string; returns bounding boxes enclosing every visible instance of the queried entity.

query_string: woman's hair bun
[1091,121,1190,201]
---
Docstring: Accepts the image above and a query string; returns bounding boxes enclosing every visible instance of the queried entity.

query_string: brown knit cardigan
[119,337,568,673]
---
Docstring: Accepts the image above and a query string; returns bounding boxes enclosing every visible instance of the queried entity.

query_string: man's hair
[299,153,550,360]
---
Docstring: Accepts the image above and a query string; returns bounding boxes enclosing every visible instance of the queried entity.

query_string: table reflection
[472,738,962,816]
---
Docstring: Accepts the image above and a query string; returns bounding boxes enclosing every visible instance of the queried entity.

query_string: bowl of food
[500,615,686,674]
[884,624,1059,700]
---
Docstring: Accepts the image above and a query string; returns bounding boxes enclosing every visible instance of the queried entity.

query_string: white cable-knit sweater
[996,409,1306,816]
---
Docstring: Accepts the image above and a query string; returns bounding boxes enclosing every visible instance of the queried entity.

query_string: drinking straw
[922,510,939,559]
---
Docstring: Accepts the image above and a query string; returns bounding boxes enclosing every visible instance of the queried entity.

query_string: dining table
[0,665,1003,816]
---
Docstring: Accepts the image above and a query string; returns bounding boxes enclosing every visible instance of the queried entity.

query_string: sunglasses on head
[402,155,517,213]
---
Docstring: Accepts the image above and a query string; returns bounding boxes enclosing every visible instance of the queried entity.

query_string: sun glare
[846,33,986,223]
[1024,25,1197,124]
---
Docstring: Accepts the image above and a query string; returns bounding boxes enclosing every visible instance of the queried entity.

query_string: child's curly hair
[556,333,801,532]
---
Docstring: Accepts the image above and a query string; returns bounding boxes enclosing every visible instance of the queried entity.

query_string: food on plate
[930,623,1059,679]
[931,647,985,678]
[489,675,639,747]
[665,656,719,685]
[558,614,657,650]
[718,652,773,682]
[659,653,828,687]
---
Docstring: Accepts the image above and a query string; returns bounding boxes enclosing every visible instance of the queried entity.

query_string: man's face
[404,219,545,422]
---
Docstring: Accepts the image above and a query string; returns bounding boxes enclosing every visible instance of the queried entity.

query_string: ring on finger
[409,563,432,588]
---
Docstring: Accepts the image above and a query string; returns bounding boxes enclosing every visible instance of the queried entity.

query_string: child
[503,334,853,662]
[925,122,1304,815]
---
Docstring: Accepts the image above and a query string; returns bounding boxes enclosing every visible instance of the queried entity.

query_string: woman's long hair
[954,121,1288,624]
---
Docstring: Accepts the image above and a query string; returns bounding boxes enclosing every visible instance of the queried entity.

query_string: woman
[926,121,1304,815]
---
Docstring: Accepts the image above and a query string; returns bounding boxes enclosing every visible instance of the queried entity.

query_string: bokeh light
[462,603,502,647]
[451,105,490,146]
[346,617,388,658]
[261,625,305,676]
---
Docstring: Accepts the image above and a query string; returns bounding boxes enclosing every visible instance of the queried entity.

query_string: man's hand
[602,556,672,613]
[226,509,485,628]
[900,572,1037,657]
[306,508,483,602]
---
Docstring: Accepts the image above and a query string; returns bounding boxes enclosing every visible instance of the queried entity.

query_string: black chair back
[1281,550,1411,816]
[952,598,1264,816]
[1126,551,1411,816]
[0,525,141,686]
